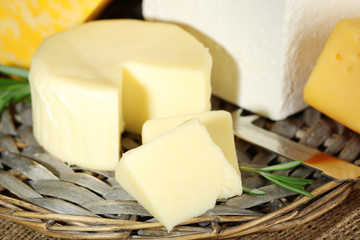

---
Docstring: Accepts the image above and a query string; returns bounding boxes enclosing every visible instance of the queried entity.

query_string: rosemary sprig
[0,65,30,113]
[0,64,29,79]
[242,185,266,195]
[240,161,314,198]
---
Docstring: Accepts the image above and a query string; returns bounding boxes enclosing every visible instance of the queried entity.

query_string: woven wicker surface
[0,96,359,239]
[0,183,359,240]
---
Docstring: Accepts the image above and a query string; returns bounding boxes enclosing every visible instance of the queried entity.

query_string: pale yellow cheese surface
[29,19,212,170]
[0,0,110,68]
[142,110,240,175]
[123,63,210,133]
[304,18,360,133]
[115,119,242,231]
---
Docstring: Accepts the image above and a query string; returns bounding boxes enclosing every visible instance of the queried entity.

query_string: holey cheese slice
[29,20,212,170]
[143,0,360,120]
[0,0,111,68]
[304,18,360,133]
[115,119,242,231]
[142,110,240,175]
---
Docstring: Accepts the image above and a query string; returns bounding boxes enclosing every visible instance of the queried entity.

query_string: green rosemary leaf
[260,172,314,198]
[258,160,303,171]
[0,64,29,80]
[0,77,31,113]
[261,172,313,186]
[242,185,266,195]
[0,65,31,113]
[239,165,259,174]
[240,161,314,197]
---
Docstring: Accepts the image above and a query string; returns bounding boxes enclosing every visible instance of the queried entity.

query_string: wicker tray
[0,97,357,239]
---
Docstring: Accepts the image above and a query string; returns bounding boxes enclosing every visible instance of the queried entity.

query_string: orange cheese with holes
[304,18,360,133]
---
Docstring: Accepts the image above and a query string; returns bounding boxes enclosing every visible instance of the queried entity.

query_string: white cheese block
[143,0,360,120]
[115,118,242,231]
[29,19,212,170]
[142,110,240,175]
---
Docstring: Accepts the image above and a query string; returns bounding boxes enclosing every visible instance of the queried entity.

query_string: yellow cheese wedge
[115,119,242,231]
[0,0,111,68]
[29,19,212,170]
[142,110,240,175]
[304,18,360,133]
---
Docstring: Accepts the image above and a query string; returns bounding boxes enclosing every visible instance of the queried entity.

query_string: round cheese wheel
[29,19,212,170]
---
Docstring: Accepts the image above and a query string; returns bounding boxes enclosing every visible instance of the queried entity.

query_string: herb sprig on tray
[0,64,31,113]
[242,185,266,195]
[241,161,314,197]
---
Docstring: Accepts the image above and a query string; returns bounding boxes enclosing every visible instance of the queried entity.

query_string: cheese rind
[29,19,212,170]
[31,75,120,170]
[143,0,360,120]
[142,110,240,175]
[304,18,360,133]
[115,119,242,231]
[0,0,110,68]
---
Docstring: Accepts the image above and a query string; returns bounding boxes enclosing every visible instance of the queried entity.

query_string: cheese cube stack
[304,18,360,133]
[0,0,111,68]
[142,110,240,176]
[29,20,212,170]
[143,0,360,120]
[115,119,242,231]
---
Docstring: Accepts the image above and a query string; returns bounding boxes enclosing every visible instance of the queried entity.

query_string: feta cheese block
[29,19,212,170]
[115,119,242,231]
[142,110,240,175]
[143,0,360,120]
[0,0,111,68]
[304,18,360,133]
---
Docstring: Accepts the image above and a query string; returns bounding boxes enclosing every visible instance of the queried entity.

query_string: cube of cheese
[0,0,111,68]
[143,0,360,120]
[115,119,242,231]
[142,110,240,175]
[304,18,360,133]
[29,20,212,170]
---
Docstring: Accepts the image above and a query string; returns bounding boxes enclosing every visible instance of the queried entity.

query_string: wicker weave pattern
[0,98,357,239]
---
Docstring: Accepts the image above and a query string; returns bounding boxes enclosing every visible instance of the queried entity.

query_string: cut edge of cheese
[122,62,211,133]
